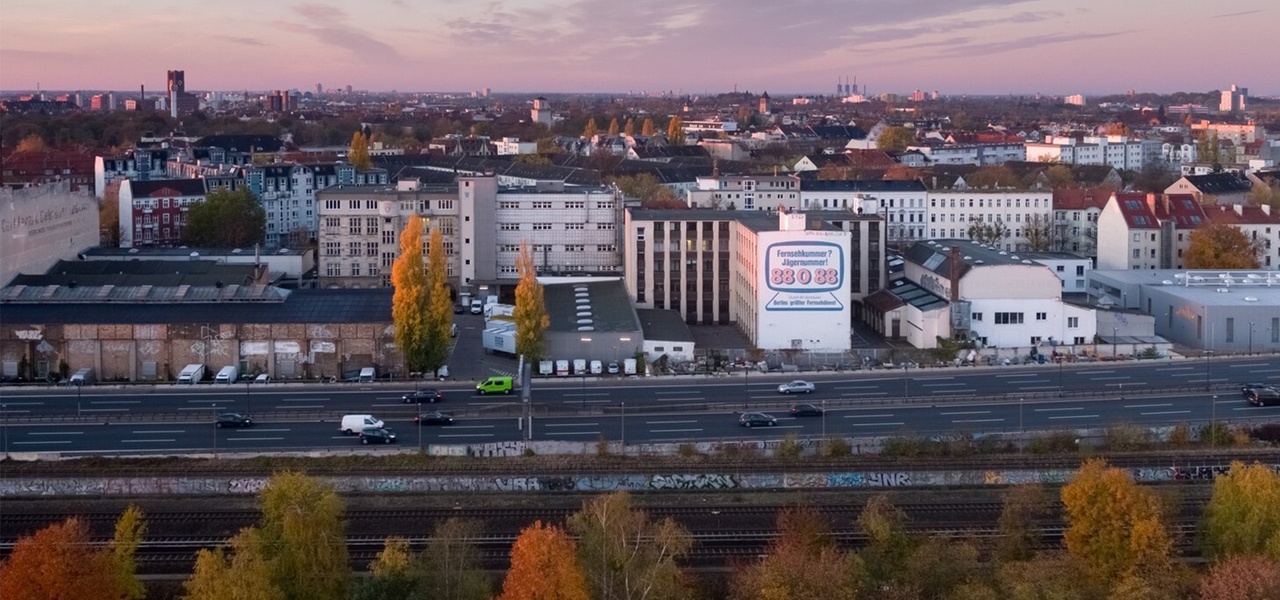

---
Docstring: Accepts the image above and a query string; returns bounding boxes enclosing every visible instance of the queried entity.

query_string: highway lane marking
[90,400,140,405]
[226,437,285,441]
[28,431,84,436]
[283,398,329,402]
[1141,410,1191,416]
[544,422,600,427]
[1089,370,1115,374]
[447,425,495,429]
[834,385,881,390]
[1017,386,1060,390]
[121,439,176,443]
[914,377,955,381]
[552,431,603,436]
[1035,407,1083,412]
[1234,406,1280,411]
[922,382,966,387]
[80,408,129,412]
[1171,373,1206,377]
[243,428,290,432]
[131,430,186,434]
[376,397,406,401]
[774,425,805,429]
[1229,363,1269,368]
[840,392,882,397]
[931,390,975,394]
[1125,403,1172,409]
[654,390,700,394]
[1216,399,1243,404]
[274,405,324,409]
[1090,376,1132,381]
[1156,367,1196,371]
[996,374,1041,378]
[562,399,613,404]
[564,392,611,397]
[646,420,698,424]
[751,395,784,400]
[0,409,30,413]
[371,403,412,408]
[179,407,228,411]
[953,418,1005,423]
[438,433,495,438]
[940,410,990,415]
[849,422,906,427]
[650,428,703,433]
[843,414,895,418]
[12,441,72,445]
[0,401,43,406]
[845,406,902,411]
[650,397,705,402]
[1048,414,1099,419]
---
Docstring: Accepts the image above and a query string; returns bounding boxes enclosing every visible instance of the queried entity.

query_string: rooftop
[542,279,641,334]
[635,309,695,343]
[6,259,260,289]
[905,240,1087,278]
[0,288,391,324]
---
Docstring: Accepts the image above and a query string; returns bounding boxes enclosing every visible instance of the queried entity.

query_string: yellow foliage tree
[624,118,636,136]
[498,521,590,600]
[583,118,598,139]
[422,225,454,374]
[1205,461,1280,559]
[392,217,431,372]
[112,504,147,600]
[1200,554,1280,600]
[370,537,412,578]
[1061,459,1172,583]
[257,472,350,600]
[349,131,372,170]
[1185,224,1263,269]
[730,506,857,600]
[568,491,694,600]
[641,118,655,137]
[876,126,914,152]
[183,527,286,600]
[513,242,550,362]
[666,116,685,146]
[608,118,620,136]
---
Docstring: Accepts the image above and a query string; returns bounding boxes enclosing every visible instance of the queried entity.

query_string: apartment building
[685,175,799,210]
[1052,188,1109,256]
[926,190,1053,251]
[458,176,623,289]
[1096,193,1206,270]
[797,179,927,248]
[904,142,1026,166]
[316,181,459,288]
[1025,135,1160,171]
[1202,203,1280,268]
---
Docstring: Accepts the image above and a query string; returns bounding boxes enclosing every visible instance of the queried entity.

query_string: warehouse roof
[0,289,391,325]
[542,278,641,334]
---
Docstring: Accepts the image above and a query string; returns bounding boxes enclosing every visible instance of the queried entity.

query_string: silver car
[777,380,815,394]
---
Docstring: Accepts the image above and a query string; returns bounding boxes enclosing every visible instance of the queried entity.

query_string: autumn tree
[183,527,285,600]
[994,553,1100,600]
[731,506,857,600]
[852,495,914,588]
[257,471,350,600]
[641,118,655,137]
[583,118,598,139]
[1199,555,1280,600]
[624,118,636,136]
[13,134,47,154]
[966,165,1023,189]
[392,216,431,373]
[966,216,1010,245]
[513,243,550,362]
[1061,459,1173,584]
[876,126,914,152]
[609,174,684,209]
[1022,214,1056,252]
[112,505,147,600]
[1185,224,1263,269]
[996,484,1050,563]
[1045,164,1077,189]
[1196,131,1222,170]
[608,118,620,136]
[349,131,372,169]
[1204,461,1280,559]
[182,186,266,247]
[0,518,125,600]
[666,116,685,146]
[567,491,694,600]
[421,518,491,600]
[352,537,417,600]
[498,521,590,600]
[1247,181,1280,212]
[422,226,454,376]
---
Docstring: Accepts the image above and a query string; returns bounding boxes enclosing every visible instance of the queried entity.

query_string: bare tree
[1023,214,1055,252]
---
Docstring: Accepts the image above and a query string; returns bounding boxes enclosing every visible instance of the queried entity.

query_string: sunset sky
[2,0,1275,96]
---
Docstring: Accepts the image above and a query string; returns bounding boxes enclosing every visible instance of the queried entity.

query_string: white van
[340,414,384,435]
[555,360,570,376]
[589,360,603,375]
[69,367,95,386]
[572,359,587,375]
[358,367,376,383]
[177,364,204,384]
[214,365,238,384]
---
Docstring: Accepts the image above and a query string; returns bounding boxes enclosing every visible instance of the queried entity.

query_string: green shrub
[1103,423,1150,451]
[677,443,701,458]
[820,437,853,457]
[776,433,803,459]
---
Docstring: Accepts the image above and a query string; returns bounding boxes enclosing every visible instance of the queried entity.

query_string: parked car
[215,412,252,428]
[453,304,465,314]
[1247,386,1280,407]
[404,388,443,403]
[1242,382,1273,398]
[415,411,454,426]
[470,299,484,314]
[739,412,778,427]
[359,427,397,444]
[253,373,270,384]
[777,380,816,394]
[607,361,620,375]
[790,403,824,417]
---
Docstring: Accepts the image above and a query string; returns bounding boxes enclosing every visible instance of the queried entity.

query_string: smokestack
[948,244,961,302]
[140,84,144,100]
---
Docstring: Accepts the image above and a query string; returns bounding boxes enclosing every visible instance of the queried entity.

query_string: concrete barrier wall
[1,464,1264,497]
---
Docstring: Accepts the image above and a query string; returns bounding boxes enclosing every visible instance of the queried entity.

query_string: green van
[476,376,514,395]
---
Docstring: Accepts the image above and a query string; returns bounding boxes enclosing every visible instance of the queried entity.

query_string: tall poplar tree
[583,118,598,139]
[392,217,430,373]
[624,118,636,136]
[666,116,685,146]
[422,226,454,375]
[608,118,620,136]
[641,118,655,137]
[513,243,550,362]
[349,131,372,169]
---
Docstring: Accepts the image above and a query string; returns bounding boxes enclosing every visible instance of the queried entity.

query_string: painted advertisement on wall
[756,230,851,351]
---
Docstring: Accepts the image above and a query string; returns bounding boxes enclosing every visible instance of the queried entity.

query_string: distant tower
[758,92,770,115]
[1220,84,1248,112]
[531,96,553,127]
[837,78,843,96]
[167,69,185,118]
[316,83,323,96]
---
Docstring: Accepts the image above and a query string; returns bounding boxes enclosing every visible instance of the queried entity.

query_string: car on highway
[1242,382,1274,398]
[214,412,252,428]
[1246,386,1280,407]
[739,412,778,427]
[777,380,816,394]
[403,388,443,403]
[415,411,454,426]
[359,427,397,444]
[790,403,824,417]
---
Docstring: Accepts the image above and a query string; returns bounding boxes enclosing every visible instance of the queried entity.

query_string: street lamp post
[1204,350,1214,392]
[212,403,219,458]
[1112,326,1119,359]
[743,366,749,409]
[821,400,827,441]
[245,379,251,416]
[1249,322,1255,355]
[1057,355,1065,397]
[620,402,626,449]
[1019,397,1024,451]
[902,362,910,402]
[1,403,8,459]
[76,384,82,418]
[1211,394,1218,448]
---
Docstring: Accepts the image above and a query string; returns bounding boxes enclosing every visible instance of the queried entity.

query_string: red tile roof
[1204,204,1280,226]
[1053,188,1110,211]
[1150,193,1207,229]
[1109,192,1159,230]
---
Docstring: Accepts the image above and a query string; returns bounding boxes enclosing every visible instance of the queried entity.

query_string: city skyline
[1,0,1277,96]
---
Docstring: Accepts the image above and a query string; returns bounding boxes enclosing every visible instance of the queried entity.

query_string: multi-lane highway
[1,356,1278,456]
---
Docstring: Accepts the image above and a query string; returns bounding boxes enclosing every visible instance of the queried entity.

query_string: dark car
[403,388,443,403]
[790,403,824,417]
[215,412,252,428]
[359,427,397,444]
[1247,386,1280,407]
[739,412,778,428]
[453,304,465,314]
[415,411,454,426]
[1243,383,1273,398]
